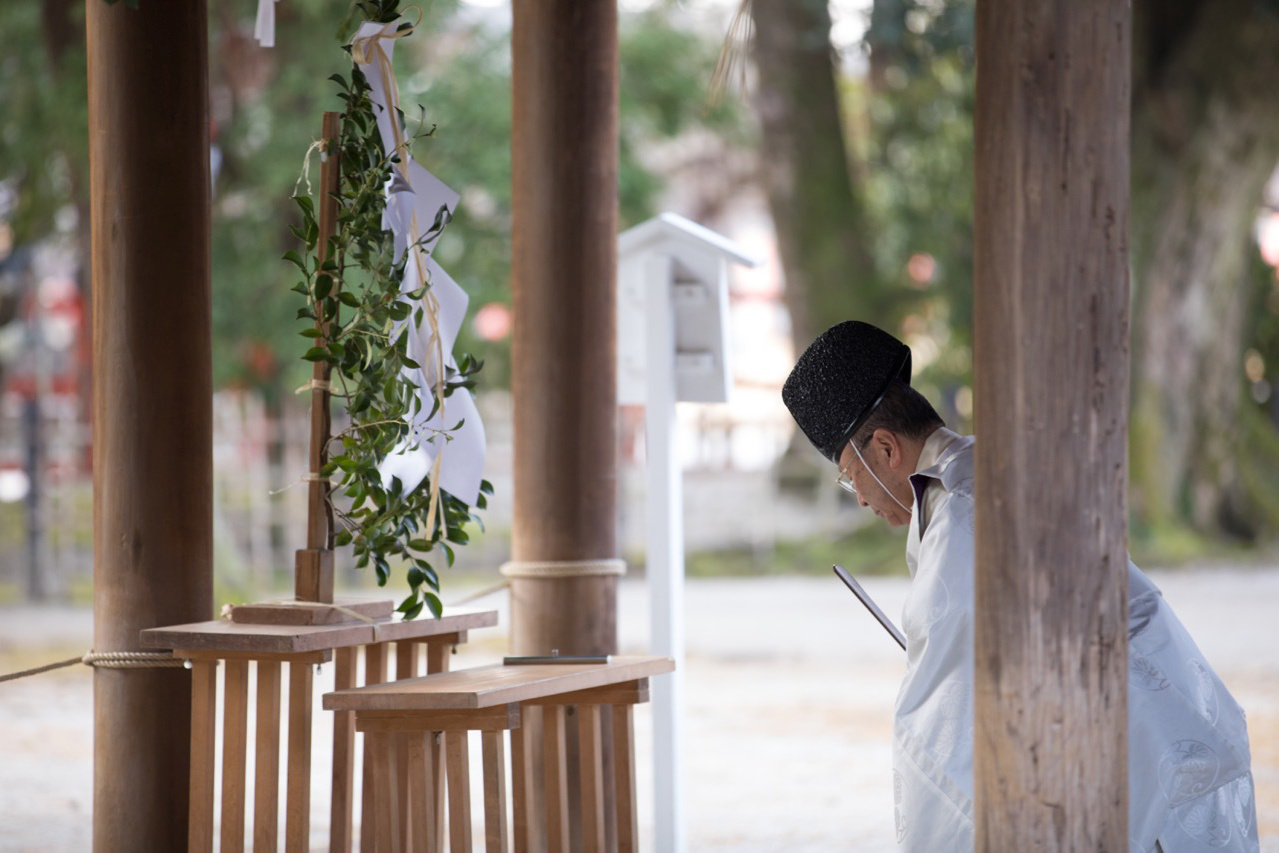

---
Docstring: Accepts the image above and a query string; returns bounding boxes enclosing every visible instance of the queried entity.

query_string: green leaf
[300,328,323,338]
[302,347,328,362]
[294,195,316,219]
[424,592,443,619]
[282,250,309,273]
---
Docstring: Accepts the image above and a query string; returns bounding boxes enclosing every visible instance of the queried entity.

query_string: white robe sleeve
[892,481,975,851]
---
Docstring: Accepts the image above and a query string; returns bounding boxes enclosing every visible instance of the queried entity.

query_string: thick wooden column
[973,1,1130,849]
[509,1,620,657]
[87,2,213,850]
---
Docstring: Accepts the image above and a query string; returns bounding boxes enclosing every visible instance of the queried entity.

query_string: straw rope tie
[0,650,183,683]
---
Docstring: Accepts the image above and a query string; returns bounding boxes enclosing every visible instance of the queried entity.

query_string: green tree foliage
[0,1,88,247]
[0,3,744,399]
[858,0,976,406]
[773,0,1279,541]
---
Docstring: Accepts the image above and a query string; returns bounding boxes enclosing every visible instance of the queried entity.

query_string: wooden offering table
[141,608,498,853]
[324,655,675,853]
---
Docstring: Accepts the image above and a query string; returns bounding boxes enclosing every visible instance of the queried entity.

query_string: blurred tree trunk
[750,0,883,349]
[1129,0,1279,535]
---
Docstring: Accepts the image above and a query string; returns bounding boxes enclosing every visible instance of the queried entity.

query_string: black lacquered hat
[782,321,912,463]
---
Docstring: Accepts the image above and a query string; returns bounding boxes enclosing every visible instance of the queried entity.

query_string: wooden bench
[141,608,499,853]
[323,655,675,853]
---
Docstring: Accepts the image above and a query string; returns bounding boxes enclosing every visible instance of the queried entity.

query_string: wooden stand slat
[407,732,436,853]
[397,641,421,680]
[220,660,250,853]
[363,642,390,853]
[254,660,283,853]
[543,705,569,853]
[481,730,510,853]
[189,660,218,853]
[285,661,314,853]
[371,731,401,853]
[611,704,638,853]
[446,731,474,852]
[577,704,606,852]
[331,647,358,852]
[426,639,450,851]
[510,712,537,853]
[394,643,419,846]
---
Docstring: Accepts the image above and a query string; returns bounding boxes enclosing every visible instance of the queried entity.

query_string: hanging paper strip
[351,19,487,507]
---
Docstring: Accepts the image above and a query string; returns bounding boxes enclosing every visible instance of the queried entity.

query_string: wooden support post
[255,660,283,853]
[331,647,358,852]
[87,2,212,849]
[973,0,1131,848]
[221,660,250,853]
[509,0,621,659]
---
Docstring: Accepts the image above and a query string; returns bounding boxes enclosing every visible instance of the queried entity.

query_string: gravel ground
[2,567,1277,852]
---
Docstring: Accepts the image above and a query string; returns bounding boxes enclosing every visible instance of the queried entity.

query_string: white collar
[913,426,965,475]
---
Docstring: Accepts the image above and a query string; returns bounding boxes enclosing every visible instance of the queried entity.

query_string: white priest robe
[891,430,1259,852]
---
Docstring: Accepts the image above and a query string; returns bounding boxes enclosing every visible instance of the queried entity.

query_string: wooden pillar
[87,2,212,850]
[973,1,1130,849]
[509,0,620,657]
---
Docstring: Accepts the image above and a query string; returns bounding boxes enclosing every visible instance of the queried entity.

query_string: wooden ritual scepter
[295,110,341,605]
[232,111,390,625]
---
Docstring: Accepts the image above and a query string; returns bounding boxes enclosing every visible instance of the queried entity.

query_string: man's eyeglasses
[835,441,863,496]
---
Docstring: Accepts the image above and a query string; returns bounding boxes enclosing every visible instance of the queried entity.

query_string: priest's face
[837,432,914,527]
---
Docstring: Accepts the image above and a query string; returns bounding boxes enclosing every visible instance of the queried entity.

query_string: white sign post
[618,213,760,853]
